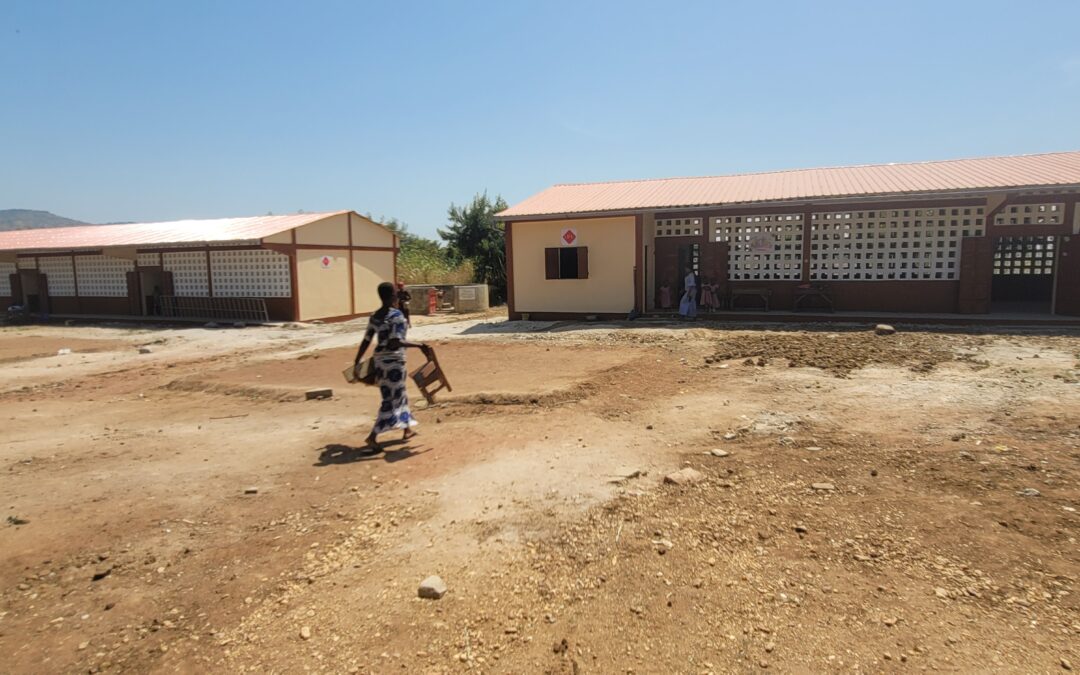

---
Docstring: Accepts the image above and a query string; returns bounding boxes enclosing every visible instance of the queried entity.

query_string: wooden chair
[411,348,452,404]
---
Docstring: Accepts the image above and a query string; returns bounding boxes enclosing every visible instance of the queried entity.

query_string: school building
[498,151,1080,321]
[0,210,397,322]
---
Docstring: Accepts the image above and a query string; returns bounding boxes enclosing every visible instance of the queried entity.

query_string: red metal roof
[0,210,350,252]
[498,151,1080,218]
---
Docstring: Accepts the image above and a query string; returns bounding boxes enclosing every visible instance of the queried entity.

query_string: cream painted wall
[512,216,636,314]
[263,230,292,245]
[352,250,396,314]
[295,213,349,246]
[297,249,351,320]
[351,215,397,248]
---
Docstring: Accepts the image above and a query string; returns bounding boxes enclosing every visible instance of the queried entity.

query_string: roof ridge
[550,150,1080,188]
[0,209,349,236]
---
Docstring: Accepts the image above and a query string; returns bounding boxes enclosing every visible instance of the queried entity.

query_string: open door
[957,236,992,314]
[160,271,175,317]
[8,274,22,305]
[37,273,50,316]
[126,271,141,315]
[699,240,730,297]
[1055,234,1080,316]
[161,270,175,296]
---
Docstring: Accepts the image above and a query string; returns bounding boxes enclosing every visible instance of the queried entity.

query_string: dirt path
[1,318,1078,673]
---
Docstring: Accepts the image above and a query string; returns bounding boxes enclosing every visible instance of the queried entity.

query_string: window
[544,247,589,279]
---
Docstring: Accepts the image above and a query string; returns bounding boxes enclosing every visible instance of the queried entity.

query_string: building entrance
[991,236,1056,313]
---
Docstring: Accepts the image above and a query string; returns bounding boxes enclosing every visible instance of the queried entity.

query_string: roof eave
[497,183,1080,221]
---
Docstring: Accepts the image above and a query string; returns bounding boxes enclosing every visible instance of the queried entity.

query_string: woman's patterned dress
[365,308,417,435]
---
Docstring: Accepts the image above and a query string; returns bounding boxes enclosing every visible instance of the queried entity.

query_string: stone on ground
[418,575,447,599]
[664,468,704,486]
[810,482,836,491]
[874,324,897,336]
[305,388,333,400]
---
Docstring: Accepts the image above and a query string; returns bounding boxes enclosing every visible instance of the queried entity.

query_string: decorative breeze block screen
[38,256,76,296]
[210,249,291,297]
[713,214,804,280]
[810,207,985,281]
[993,203,1064,226]
[993,236,1056,275]
[17,257,37,269]
[163,251,210,297]
[137,252,161,267]
[0,262,15,296]
[75,255,134,297]
[655,217,703,237]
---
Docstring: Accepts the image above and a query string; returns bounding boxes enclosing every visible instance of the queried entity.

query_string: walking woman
[679,265,698,319]
[353,282,430,450]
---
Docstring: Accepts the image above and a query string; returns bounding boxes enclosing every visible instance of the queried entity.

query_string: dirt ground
[1,314,1078,674]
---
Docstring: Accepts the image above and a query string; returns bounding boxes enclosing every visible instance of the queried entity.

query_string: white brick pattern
[655,217,703,237]
[713,214,804,280]
[75,255,133,297]
[810,207,985,281]
[0,262,15,296]
[210,249,291,297]
[163,251,210,297]
[38,256,76,296]
[993,203,1064,226]
[17,257,36,269]
[137,252,161,267]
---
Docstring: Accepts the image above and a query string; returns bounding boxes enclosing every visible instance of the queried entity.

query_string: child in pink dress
[659,284,672,310]
[700,279,715,311]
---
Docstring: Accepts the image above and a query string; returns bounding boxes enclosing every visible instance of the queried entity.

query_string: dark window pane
[559,247,579,279]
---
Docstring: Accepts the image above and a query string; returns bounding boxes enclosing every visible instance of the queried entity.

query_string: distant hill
[0,209,90,231]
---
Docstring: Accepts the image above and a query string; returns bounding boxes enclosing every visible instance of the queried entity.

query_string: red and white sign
[560,228,578,246]
[320,255,332,269]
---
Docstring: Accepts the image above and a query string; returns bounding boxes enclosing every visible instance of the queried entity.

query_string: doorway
[19,270,41,313]
[139,269,163,315]
[653,237,700,311]
[991,235,1056,313]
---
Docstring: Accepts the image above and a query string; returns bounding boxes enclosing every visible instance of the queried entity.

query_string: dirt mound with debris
[708,329,987,376]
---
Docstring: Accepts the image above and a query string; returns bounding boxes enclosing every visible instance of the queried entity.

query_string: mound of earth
[707,329,987,376]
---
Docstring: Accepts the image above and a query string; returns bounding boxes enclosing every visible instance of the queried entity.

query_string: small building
[0,210,397,322]
[498,151,1080,319]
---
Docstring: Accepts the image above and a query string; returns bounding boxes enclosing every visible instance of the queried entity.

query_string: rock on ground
[418,575,447,599]
[664,468,704,486]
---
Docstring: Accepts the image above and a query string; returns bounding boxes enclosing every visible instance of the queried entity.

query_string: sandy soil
[1,314,1078,674]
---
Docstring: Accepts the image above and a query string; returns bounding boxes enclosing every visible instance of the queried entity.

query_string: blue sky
[2,1,1079,237]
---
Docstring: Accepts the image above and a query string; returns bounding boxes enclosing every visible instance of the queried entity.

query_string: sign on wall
[748,232,776,253]
[560,228,578,246]
[320,255,333,269]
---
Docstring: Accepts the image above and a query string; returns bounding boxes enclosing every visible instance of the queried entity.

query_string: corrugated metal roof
[498,151,1080,218]
[0,210,350,252]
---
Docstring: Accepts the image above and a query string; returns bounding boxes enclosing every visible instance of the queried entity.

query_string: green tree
[439,193,509,302]
[371,214,474,286]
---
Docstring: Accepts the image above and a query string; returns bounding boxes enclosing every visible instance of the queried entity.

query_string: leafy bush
[439,193,508,303]
[374,216,474,286]
[375,195,509,302]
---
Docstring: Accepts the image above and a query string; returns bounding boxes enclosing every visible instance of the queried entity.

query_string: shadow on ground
[315,441,429,466]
